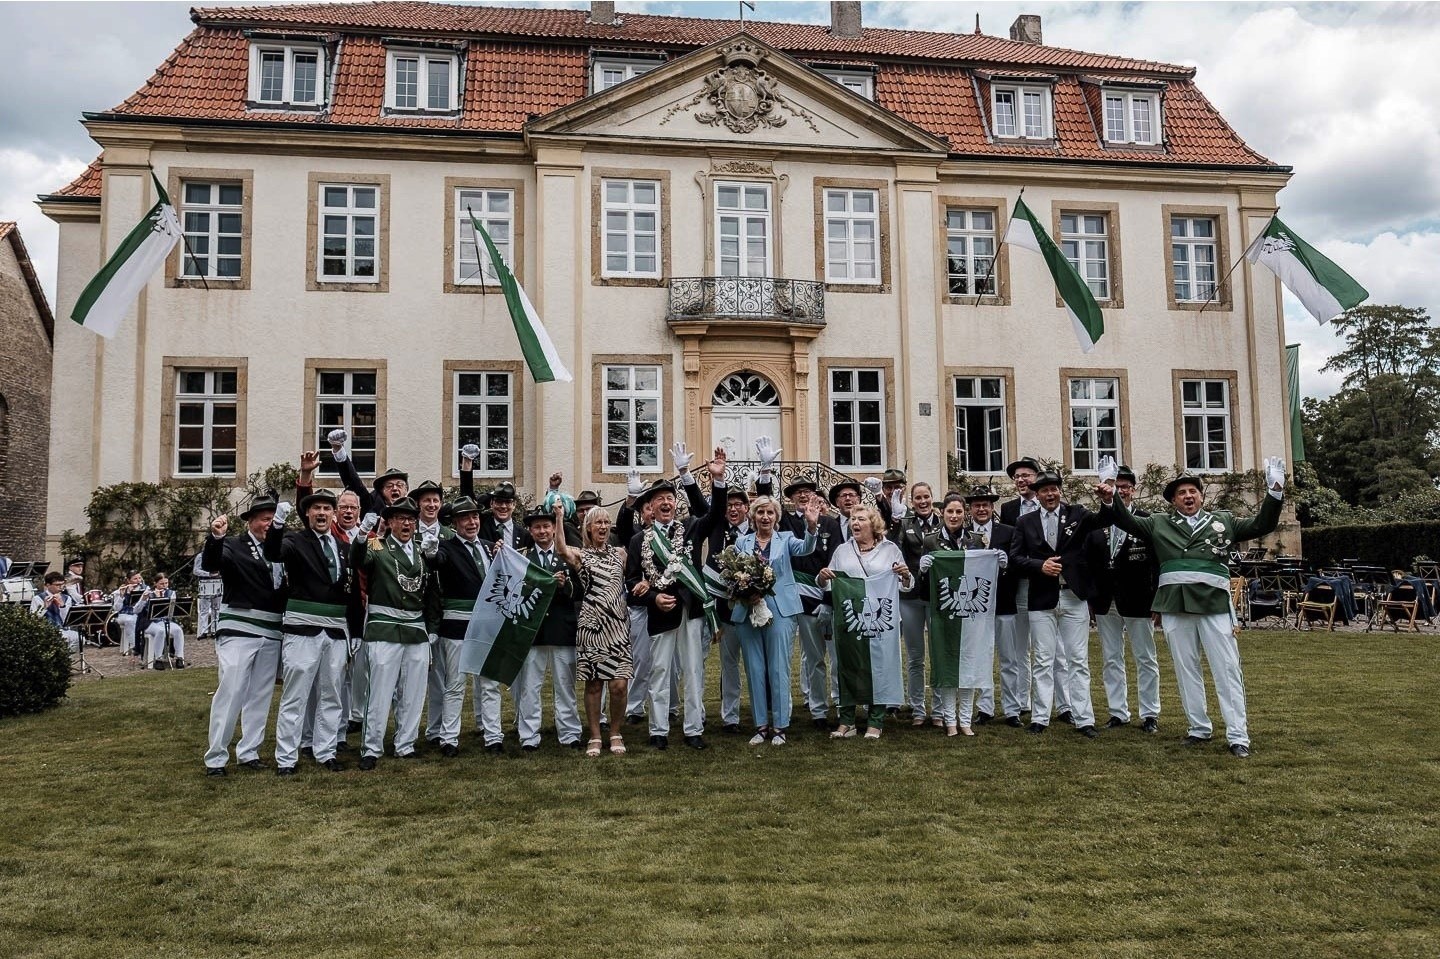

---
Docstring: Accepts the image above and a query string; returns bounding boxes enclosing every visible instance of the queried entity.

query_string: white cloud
[0,149,88,309]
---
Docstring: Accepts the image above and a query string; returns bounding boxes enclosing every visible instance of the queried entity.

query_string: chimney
[830,1,862,39]
[587,1,619,26]
[1009,14,1043,44]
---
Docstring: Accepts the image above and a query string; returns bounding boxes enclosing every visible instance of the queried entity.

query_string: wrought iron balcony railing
[666,276,826,325]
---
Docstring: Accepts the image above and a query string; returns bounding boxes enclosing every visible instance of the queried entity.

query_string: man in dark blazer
[427,497,495,756]
[265,489,353,775]
[960,485,1017,725]
[890,482,942,724]
[780,479,844,728]
[1010,472,1107,737]
[514,508,582,752]
[997,456,1043,720]
[1086,466,1161,733]
[481,483,531,551]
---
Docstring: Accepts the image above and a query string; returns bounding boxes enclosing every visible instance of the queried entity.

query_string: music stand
[67,603,111,678]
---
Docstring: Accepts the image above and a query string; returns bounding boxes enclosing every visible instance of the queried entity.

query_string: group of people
[199,426,1286,776]
[27,559,188,668]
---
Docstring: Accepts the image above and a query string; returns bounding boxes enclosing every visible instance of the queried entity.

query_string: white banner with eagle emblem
[927,550,1001,690]
[459,543,557,687]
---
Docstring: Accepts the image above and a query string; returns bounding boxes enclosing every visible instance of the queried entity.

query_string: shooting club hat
[1115,465,1138,485]
[523,506,556,527]
[1164,473,1205,500]
[382,496,419,519]
[634,479,677,510]
[575,490,602,507]
[489,482,518,503]
[881,468,907,485]
[1006,457,1041,479]
[411,480,444,500]
[240,496,279,520]
[783,478,819,499]
[725,486,750,505]
[298,488,338,513]
[827,479,863,506]
[1030,471,1063,491]
[964,485,1000,502]
[449,496,482,517]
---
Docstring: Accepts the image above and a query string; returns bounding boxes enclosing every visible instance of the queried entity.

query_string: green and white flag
[1244,214,1368,324]
[1004,196,1105,353]
[647,526,719,633]
[71,173,182,338]
[830,571,903,709]
[469,211,572,383]
[793,570,824,602]
[926,550,1000,690]
[459,543,558,686]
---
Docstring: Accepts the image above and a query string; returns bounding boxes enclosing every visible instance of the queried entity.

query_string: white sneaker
[770,732,787,746]
[748,732,767,746]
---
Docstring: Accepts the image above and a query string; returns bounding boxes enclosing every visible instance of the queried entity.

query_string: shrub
[1301,521,1440,571]
[0,605,72,717]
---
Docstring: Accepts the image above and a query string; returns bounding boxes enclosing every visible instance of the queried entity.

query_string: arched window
[711,371,779,408]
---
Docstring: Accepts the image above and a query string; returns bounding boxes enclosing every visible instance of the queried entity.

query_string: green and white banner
[831,571,903,709]
[460,543,557,686]
[926,550,1000,690]
[469,211,572,383]
[71,173,182,338]
[1005,196,1105,353]
[648,526,719,633]
[1245,214,1368,325]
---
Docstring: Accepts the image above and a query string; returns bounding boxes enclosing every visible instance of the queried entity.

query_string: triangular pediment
[527,34,949,155]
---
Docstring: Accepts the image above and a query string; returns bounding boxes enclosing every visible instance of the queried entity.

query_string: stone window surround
[817,357,898,471]
[441,359,525,485]
[944,366,1017,478]
[1051,200,1125,309]
[443,177,525,295]
[302,357,388,488]
[1171,368,1242,471]
[700,162,787,278]
[1057,366,1133,474]
[939,194,1010,307]
[159,356,249,484]
[1162,204,1233,312]
[305,172,391,293]
[590,353,674,485]
[813,177,892,294]
[165,167,254,291]
[590,167,671,288]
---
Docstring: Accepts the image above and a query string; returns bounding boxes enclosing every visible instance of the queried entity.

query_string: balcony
[666,276,826,326]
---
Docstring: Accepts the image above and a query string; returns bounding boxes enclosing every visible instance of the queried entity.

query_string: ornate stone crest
[661,40,818,134]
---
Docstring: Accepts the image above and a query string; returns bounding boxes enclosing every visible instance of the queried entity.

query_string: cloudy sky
[2,0,1435,398]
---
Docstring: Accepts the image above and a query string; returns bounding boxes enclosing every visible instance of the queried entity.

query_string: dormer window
[248,43,325,108]
[992,83,1052,139]
[386,49,460,112]
[1103,89,1161,145]
[592,55,661,93]
[817,68,875,100]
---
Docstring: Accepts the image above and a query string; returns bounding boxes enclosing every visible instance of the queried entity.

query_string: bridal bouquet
[715,546,778,627]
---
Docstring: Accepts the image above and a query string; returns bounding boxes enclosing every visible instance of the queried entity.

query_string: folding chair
[1248,574,1289,628]
[1295,582,1338,631]
[1377,581,1422,633]
[1242,545,1269,562]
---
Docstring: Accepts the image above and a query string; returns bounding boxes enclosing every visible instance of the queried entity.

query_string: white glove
[1097,454,1119,485]
[890,488,908,519]
[919,554,934,573]
[670,442,694,472]
[755,436,782,469]
[420,532,439,557]
[357,513,379,535]
[271,502,293,527]
[1264,456,1287,492]
[460,443,481,464]
[626,468,645,497]
[996,549,1008,571]
[864,477,882,495]
[327,428,350,464]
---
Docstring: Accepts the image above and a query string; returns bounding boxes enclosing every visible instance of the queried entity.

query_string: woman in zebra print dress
[553,502,633,756]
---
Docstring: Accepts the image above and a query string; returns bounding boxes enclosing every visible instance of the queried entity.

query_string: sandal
[608,735,626,756]
[830,724,856,739]
[960,726,975,737]
[912,716,927,727]
[946,724,959,737]
[585,739,603,758]
[864,726,883,740]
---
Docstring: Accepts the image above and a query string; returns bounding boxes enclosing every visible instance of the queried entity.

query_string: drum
[199,578,223,598]
[85,589,105,604]
[0,577,35,604]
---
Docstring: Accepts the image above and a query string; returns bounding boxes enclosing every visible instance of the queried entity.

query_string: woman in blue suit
[732,494,822,746]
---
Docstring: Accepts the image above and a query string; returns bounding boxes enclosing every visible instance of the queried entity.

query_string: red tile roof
[82,2,1277,170]
[0,221,56,342]
[44,158,104,200]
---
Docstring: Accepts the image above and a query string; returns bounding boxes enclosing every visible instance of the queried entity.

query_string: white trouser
[625,606,651,717]
[796,609,834,719]
[1000,584,1032,717]
[115,613,138,654]
[471,673,504,745]
[935,687,981,727]
[196,596,221,637]
[348,640,369,724]
[1052,624,1073,716]
[647,612,706,737]
[718,623,743,726]
[362,641,430,759]
[422,638,467,747]
[60,629,81,652]
[424,635,447,740]
[275,633,348,766]
[1028,589,1095,728]
[144,622,184,664]
[1162,612,1249,746]
[900,598,930,717]
[205,635,281,769]
[1097,610,1160,722]
[515,645,581,746]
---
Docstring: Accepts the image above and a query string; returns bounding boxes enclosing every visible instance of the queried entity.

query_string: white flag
[71,173,182,338]
[1244,214,1368,324]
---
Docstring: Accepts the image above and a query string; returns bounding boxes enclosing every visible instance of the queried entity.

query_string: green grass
[2,630,1437,958]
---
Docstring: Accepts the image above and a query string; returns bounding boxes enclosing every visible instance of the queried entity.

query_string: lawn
[2,629,1437,959]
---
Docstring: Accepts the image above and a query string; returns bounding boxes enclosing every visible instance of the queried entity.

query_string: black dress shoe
[238,759,268,771]
[440,744,459,758]
[358,756,377,771]
[722,723,742,734]
[172,658,186,669]
[204,766,226,777]
[648,735,669,750]
[1005,715,1023,728]
[974,711,994,725]
[347,719,363,734]
[484,743,505,756]
[626,714,646,725]
[522,745,539,754]
[396,751,420,760]
[683,735,707,750]
[1229,743,1251,759]
[428,737,442,748]
[812,717,832,730]
[567,740,584,751]
[1141,717,1159,734]
[1105,716,1128,729]
[1183,734,1212,746]
[276,766,297,776]
[1028,722,1047,734]
[322,758,346,772]
[1057,710,1074,726]
[1078,725,1098,739]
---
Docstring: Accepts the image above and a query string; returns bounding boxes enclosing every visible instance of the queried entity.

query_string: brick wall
[0,240,53,562]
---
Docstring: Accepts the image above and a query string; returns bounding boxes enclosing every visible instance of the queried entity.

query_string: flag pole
[150,167,209,292]
[973,186,1022,307]
[1196,250,1250,317]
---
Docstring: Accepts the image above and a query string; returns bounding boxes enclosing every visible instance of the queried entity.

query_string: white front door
[710,371,781,461]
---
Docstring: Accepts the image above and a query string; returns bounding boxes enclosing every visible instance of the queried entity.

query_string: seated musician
[140,573,186,670]
[110,570,146,654]
[31,572,81,651]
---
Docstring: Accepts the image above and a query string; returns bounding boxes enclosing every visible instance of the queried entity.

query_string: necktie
[320,534,339,582]
[975,526,990,549]
[1044,512,1058,549]
[468,540,485,570]
[1110,527,1124,558]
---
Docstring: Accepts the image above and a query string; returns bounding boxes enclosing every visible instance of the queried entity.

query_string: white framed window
[1171,216,1218,303]
[603,365,662,472]
[592,57,660,93]
[823,188,880,284]
[454,371,513,477]
[953,377,1007,473]
[455,188,514,285]
[830,367,885,469]
[316,371,378,475]
[248,43,324,107]
[992,83,1051,139]
[386,50,459,112]
[1103,90,1161,145]
[1181,379,1232,470]
[715,182,772,277]
[318,184,379,283]
[180,182,243,280]
[945,209,997,296]
[1060,213,1110,301]
[602,179,660,278]
[817,69,874,99]
[1068,377,1121,472]
[174,369,238,476]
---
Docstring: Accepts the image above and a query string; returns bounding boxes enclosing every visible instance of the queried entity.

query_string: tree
[1302,305,1440,507]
